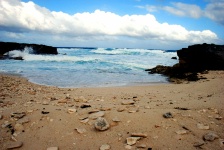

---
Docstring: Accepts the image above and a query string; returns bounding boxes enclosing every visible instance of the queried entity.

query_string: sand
[0,71,224,150]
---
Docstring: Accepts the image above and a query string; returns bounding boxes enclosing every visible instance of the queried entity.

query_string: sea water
[0,47,178,87]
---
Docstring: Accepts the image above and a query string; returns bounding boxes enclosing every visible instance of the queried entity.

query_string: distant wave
[91,48,172,56]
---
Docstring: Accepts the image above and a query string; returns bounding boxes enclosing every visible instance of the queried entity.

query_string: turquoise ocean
[0,47,178,87]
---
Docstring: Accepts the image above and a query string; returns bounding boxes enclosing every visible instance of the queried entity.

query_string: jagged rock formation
[146,43,224,83]
[0,42,58,59]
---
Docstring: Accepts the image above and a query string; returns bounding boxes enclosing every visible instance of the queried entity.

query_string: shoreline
[0,71,224,149]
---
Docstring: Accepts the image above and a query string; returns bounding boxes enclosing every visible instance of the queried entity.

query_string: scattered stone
[41,111,49,114]
[136,144,147,148]
[80,103,91,108]
[42,101,49,105]
[17,117,30,124]
[215,115,222,120]
[89,111,105,119]
[0,114,2,120]
[126,137,141,145]
[47,147,58,150]
[197,123,209,130]
[219,139,224,147]
[112,117,121,122]
[203,132,219,141]
[122,100,135,105]
[125,145,132,149]
[11,112,26,120]
[163,112,173,118]
[80,118,89,124]
[117,106,126,112]
[67,108,77,114]
[7,141,23,149]
[174,107,190,110]
[94,117,110,131]
[175,130,188,135]
[14,123,24,132]
[88,109,100,114]
[131,133,148,138]
[75,128,87,134]
[193,142,205,147]
[57,99,68,104]
[100,144,111,150]
[1,121,11,128]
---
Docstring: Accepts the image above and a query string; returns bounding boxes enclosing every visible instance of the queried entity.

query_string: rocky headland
[0,42,58,60]
[146,43,224,83]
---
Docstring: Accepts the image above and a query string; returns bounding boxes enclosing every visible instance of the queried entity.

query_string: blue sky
[0,0,223,49]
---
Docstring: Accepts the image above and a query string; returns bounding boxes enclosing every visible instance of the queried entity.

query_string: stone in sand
[11,112,26,120]
[7,141,23,149]
[203,132,219,141]
[17,116,30,124]
[14,123,24,132]
[175,130,188,135]
[0,114,2,120]
[67,108,77,114]
[100,144,111,150]
[126,137,141,145]
[75,128,87,134]
[122,100,135,105]
[89,111,105,119]
[47,147,58,150]
[197,123,209,130]
[163,112,173,118]
[94,117,110,131]
[131,133,147,138]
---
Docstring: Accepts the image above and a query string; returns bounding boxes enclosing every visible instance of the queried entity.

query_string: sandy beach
[0,71,224,150]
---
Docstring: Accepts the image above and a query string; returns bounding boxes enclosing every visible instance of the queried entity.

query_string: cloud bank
[0,0,220,48]
[142,1,224,26]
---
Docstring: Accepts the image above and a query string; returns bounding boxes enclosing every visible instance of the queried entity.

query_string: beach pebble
[7,141,23,149]
[131,133,148,138]
[125,145,132,149]
[80,103,91,108]
[175,130,188,135]
[75,128,87,134]
[89,111,105,119]
[193,141,205,147]
[126,137,141,145]
[47,147,58,150]
[137,144,147,148]
[14,123,24,132]
[42,101,49,105]
[163,112,173,118]
[112,117,121,122]
[197,123,209,130]
[17,116,30,124]
[94,117,110,131]
[122,100,135,105]
[203,132,219,141]
[117,106,126,112]
[67,108,77,114]
[100,144,111,150]
[11,112,26,120]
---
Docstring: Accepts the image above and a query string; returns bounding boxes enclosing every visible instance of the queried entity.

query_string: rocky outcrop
[146,43,224,83]
[0,42,58,59]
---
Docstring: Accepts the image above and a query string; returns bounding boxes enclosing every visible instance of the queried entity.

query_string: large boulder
[0,42,58,59]
[177,43,224,71]
[146,43,224,82]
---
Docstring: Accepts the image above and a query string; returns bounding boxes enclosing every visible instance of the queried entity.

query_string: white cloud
[0,0,220,48]
[204,2,224,26]
[163,2,203,18]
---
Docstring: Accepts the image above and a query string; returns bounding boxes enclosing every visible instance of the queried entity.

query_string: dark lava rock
[146,43,224,82]
[0,42,58,59]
